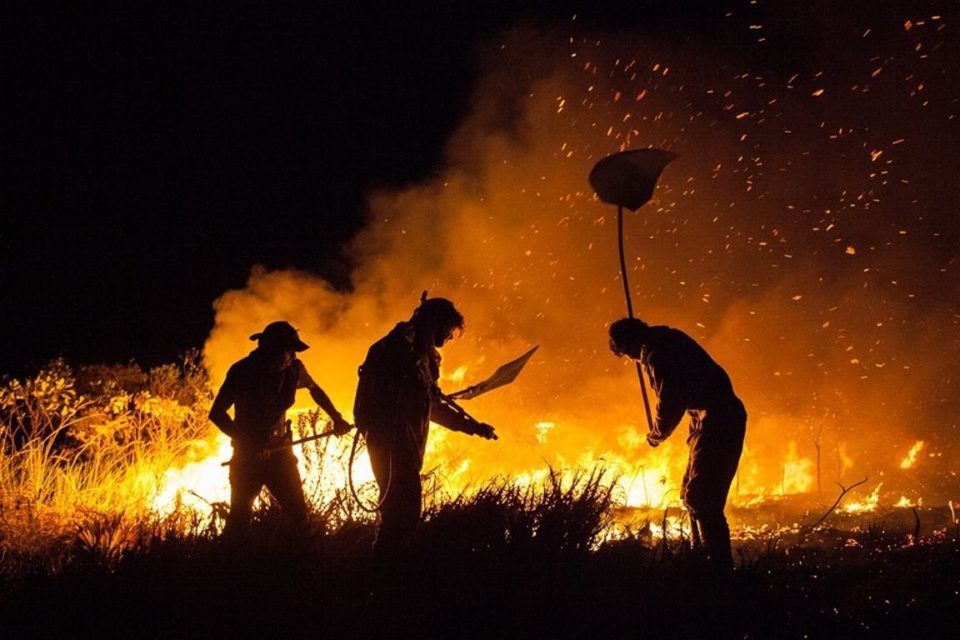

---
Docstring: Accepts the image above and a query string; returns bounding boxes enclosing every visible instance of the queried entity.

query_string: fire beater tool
[347,345,537,512]
[221,424,341,466]
[589,148,678,434]
[447,345,539,400]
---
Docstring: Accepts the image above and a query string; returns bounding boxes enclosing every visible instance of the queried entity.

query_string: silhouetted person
[354,294,497,551]
[210,321,351,539]
[609,317,746,570]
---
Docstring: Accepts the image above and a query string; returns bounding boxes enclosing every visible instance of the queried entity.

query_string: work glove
[474,422,498,440]
[646,433,662,448]
[331,415,354,436]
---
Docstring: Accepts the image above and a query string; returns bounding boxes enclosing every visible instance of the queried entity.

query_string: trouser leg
[264,450,308,532]
[368,440,421,551]
[682,409,745,570]
[381,463,421,548]
[225,459,263,539]
[697,511,733,569]
[682,453,702,550]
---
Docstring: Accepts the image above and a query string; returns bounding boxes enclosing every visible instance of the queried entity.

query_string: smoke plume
[205,10,960,503]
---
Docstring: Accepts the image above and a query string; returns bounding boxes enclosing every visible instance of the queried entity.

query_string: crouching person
[354,295,497,552]
[209,321,352,540]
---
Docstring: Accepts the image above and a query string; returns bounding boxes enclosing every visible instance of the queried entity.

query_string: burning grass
[0,358,618,574]
[3,490,959,638]
[0,356,212,560]
[1,357,959,637]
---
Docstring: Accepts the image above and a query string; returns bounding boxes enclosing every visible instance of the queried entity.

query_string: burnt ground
[2,516,958,640]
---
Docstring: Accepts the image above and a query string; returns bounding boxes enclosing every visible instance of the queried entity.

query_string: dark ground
[3,521,958,639]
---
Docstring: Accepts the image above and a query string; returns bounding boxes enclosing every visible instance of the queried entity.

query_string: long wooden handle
[220,428,342,467]
[618,205,655,433]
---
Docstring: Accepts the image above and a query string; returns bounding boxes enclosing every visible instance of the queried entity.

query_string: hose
[347,427,391,514]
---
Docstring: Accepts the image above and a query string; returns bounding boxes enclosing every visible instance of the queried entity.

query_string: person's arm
[297,361,353,435]
[646,353,687,446]
[429,393,497,440]
[209,373,238,438]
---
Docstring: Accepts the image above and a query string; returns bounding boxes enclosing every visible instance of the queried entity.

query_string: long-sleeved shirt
[640,326,741,443]
[354,322,481,467]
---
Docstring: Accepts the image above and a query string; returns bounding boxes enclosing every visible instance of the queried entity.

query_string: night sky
[3,2,719,375]
[5,1,957,377]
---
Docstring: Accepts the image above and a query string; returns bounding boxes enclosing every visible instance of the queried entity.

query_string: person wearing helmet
[609,317,746,570]
[209,320,352,539]
[354,294,498,551]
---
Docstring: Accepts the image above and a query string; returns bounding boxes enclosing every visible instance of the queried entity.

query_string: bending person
[609,317,746,570]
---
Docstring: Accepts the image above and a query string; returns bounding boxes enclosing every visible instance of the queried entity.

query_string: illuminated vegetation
[1,358,958,637]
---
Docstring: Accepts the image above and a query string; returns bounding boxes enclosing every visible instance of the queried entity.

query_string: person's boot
[699,513,734,574]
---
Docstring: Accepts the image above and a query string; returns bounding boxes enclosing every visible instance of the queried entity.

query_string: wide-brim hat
[249,321,310,351]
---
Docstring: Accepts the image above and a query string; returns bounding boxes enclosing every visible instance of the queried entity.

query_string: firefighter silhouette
[354,294,497,551]
[209,321,352,538]
[609,317,746,570]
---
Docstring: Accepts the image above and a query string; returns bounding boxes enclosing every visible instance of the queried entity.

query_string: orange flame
[148,27,954,519]
[899,440,925,470]
[843,483,882,514]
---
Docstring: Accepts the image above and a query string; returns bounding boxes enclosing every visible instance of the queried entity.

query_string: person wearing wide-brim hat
[209,320,352,539]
